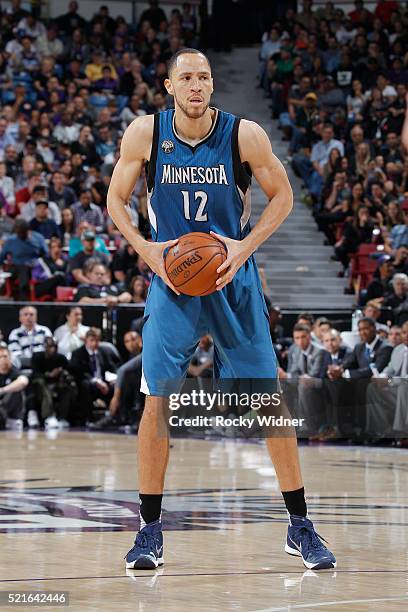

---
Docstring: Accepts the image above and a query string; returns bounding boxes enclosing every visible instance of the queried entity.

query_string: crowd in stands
[0,0,198,301]
[1,0,408,445]
[254,0,408,444]
[1,304,407,446]
[0,304,144,432]
[259,0,408,313]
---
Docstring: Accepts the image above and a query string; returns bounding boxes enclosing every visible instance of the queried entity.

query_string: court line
[1,568,408,583]
[258,596,408,611]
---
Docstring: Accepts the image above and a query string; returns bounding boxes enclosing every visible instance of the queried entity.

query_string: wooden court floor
[1,431,408,611]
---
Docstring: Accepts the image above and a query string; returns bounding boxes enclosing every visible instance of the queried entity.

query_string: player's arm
[211,120,293,290]
[107,115,180,294]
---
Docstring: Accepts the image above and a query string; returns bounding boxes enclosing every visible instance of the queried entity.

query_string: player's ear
[164,78,173,96]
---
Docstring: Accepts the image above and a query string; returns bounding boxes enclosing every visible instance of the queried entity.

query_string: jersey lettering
[161,164,228,185]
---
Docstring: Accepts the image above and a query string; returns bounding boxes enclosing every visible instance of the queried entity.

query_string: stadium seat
[29,280,53,303]
[56,286,77,302]
[349,244,380,295]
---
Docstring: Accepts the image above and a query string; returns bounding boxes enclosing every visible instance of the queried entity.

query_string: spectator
[280,324,325,380]
[36,24,64,59]
[329,315,393,435]
[120,95,147,130]
[92,330,143,431]
[74,261,131,306]
[128,275,148,305]
[31,337,76,429]
[48,171,77,210]
[112,243,139,285]
[7,305,52,367]
[316,329,352,441]
[71,189,105,233]
[279,323,325,436]
[0,219,48,299]
[69,327,117,425]
[0,118,16,156]
[59,207,76,246]
[366,320,408,439]
[311,317,332,347]
[56,1,87,34]
[393,236,408,265]
[20,185,61,225]
[29,200,61,240]
[54,306,90,359]
[0,343,29,431]
[383,273,408,322]
[332,317,393,380]
[363,255,395,303]
[68,230,110,285]
[334,206,375,273]
[293,123,344,201]
[31,236,67,299]
[0,161,15,212]
[140,0,167,30]
[188,335,214,378]
[388,325,402,347]
[85,51,118,83]
[94,65,118,94]
[387,205,408,251]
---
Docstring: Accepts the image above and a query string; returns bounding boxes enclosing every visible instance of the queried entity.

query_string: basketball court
[1,430,408,611]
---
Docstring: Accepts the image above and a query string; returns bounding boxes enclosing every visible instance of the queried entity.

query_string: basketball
[165,232,227,296]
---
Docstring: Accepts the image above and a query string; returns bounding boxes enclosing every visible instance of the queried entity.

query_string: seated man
[31,337,76,429]
[318,329,352,440]
[188,334,214,378]
[0,343,29,430]
[329,317,393,436]
[54,306,90,359]
[366,320,408,439]
[69,327,118,425]
[68,230,110,285]
[8,305,52,367]
[0,218,48,300]
[91,330,143,431]
[279,323,325,435]
[74,260,131,306]
[29,200,61,240]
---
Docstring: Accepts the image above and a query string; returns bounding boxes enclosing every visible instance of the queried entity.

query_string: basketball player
[107,49,336,571]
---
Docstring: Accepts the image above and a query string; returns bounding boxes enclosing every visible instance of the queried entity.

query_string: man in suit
[318,329,352,440]
[279,323,325,435]
[329,317,393,436]
[69,327,119,425]
[366,321,408,438]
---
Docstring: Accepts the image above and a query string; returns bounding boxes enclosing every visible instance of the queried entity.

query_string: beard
[174,92,210,118]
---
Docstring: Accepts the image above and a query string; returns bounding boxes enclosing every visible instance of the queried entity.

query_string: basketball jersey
[146,108,252,242]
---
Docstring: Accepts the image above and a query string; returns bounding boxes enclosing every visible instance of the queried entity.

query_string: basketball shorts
[140,257,278,396]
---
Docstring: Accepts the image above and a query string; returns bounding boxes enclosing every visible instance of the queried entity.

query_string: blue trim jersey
[146,108,252,242]
[140,107,278,396]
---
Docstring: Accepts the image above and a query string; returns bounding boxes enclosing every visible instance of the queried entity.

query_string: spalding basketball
[165,232,227,296]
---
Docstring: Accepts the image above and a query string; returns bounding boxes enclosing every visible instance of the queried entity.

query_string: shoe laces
[134,529,160,551]
[125,529,158,559]
[295,521,329,550]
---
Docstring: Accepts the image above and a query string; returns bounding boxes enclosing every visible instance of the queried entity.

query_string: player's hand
[139,239,181,295]
[210,231,252,291]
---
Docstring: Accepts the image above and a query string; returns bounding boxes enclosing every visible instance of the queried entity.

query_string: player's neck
[173,107,216,145]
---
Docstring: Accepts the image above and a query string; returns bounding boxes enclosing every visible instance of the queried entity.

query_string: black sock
[282,487,307,517]
[139,493,163,525]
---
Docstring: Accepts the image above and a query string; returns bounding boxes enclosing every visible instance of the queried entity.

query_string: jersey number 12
[182,190,208,222]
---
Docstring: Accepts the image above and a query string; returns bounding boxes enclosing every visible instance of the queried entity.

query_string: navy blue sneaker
[125,520,164,569]
[285,515,336,570]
